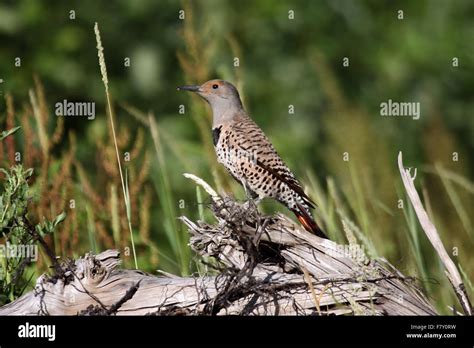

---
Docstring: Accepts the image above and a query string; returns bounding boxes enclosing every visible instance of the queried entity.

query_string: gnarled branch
[0,174,438,316]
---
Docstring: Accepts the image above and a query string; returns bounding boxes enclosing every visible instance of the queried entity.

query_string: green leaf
[53,211,67,227]
[0,127,21,141]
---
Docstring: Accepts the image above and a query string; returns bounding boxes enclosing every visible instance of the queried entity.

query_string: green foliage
[0,165,32,227]
[0,130,30,304]
[0,163,62,304]
[0,0,472,314]
[0,128,66,304]
[0,126,20,141]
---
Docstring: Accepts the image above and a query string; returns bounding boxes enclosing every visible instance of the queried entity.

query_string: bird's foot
[253,217,270,245]
[242,197,261,212]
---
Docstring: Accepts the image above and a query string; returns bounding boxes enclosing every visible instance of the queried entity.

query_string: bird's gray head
[177,80,244,124]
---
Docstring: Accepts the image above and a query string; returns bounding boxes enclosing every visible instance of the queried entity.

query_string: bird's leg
[241,180,250,200]
[245,198,262,217]
[241,180,260,212]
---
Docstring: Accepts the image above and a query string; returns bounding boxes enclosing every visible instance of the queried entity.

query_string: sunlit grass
[0,2,471,314]
[94,22,138,269]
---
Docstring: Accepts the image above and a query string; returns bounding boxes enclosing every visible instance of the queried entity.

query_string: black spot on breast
[212,126,222,146]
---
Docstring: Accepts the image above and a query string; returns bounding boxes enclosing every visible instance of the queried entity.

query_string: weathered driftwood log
[0,174,437,316]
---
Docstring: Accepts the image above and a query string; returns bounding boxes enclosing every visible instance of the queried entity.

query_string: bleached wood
[0,175,438,316]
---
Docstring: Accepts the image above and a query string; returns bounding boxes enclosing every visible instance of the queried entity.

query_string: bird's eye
[212,84,219,89]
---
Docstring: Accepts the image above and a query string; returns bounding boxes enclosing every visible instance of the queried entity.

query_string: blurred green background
[0,0,472,314]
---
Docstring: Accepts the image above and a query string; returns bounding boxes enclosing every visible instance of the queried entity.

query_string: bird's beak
[176,85,201,92]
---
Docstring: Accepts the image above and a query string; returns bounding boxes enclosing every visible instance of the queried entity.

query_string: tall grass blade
[94,22,138,268]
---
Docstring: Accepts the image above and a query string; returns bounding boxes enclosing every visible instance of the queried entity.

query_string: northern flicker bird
[177,79,327,239]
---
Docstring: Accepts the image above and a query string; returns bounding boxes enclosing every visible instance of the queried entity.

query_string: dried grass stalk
[398,151,472,315]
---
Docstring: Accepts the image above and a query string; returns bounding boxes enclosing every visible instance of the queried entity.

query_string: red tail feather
[293,205,328,239]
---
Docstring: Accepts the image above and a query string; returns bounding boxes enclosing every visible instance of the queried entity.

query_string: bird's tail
[293,203,328,239]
